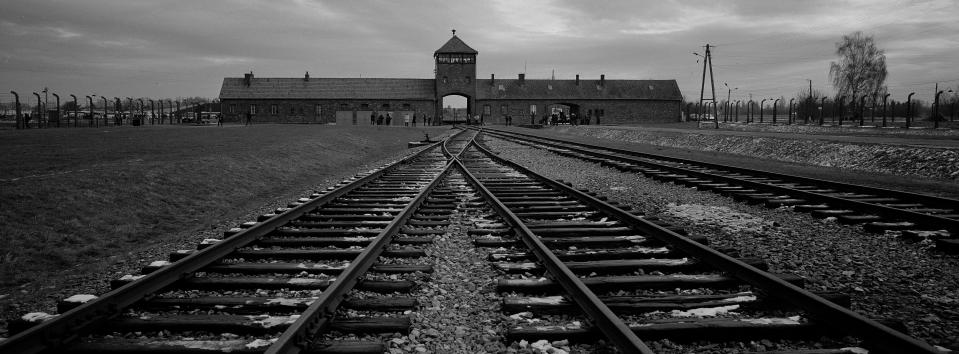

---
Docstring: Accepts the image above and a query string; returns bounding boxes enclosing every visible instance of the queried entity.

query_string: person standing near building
[377,113,384,125]
[412,113,417,127]
[404,113,410,127]
[371,111,376,125]
[386,112,392,126]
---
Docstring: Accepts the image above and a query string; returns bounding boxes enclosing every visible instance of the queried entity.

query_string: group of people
[534,111,599,126]
[370,112,433,126]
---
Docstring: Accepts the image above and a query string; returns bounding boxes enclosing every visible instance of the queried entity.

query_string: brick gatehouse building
[218,33,683,125]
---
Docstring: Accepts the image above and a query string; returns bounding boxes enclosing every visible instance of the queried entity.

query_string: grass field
[0,124,450,289]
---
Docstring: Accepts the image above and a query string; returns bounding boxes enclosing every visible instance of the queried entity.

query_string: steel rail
[484,127,959,209]
[470,132,940,354]
[0,141,445,354]
[482,128,959,233]
[441,128,474,160]
[454,139,654,354]
[267,159,454,354]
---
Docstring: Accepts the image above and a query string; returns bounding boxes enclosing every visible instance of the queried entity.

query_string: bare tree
[829,32,887,120]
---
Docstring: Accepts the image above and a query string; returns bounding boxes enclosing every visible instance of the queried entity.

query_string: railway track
[1,128,942,353]
[479,127,959,253]
[1,130,478,354]
[457,132,939,353]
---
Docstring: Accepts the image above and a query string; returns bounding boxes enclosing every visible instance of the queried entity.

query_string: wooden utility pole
[697,44,718,128]
[807,79,813,124]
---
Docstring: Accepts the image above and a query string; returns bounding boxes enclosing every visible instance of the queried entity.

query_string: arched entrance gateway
[217,31,682,125]
[441,94,470,124]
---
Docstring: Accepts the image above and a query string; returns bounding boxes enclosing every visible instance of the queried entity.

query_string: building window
[483,105,491,115]
[250,104,257,115]
[229,104,236,114]
[529,104,537,115]
[500,105,508,115]
[315,104,322,115]
[289,105,295,115]
[271,104,278,115]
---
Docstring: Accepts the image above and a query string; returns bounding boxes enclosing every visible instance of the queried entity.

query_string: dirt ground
[0,124,451,301]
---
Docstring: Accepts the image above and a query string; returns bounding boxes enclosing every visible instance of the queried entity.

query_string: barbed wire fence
[1,90,221,130]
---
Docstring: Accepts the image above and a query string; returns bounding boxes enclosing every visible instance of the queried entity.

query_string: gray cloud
[2,0,957,103]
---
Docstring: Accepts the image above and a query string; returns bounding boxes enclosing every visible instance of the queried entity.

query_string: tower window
[229,104,236,114]
[250,104,257,115]
[271,104,278,115]
[315,104,322,115]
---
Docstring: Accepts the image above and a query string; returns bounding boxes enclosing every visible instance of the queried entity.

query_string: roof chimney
[518,73,525,84]
[600,74,605,87]
[490,73,495,86]
[304,71,310,81]
[575,74,580,85]
[243,71,254,87]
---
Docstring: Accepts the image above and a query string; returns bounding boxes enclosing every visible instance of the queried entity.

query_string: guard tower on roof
[434,30,478,119]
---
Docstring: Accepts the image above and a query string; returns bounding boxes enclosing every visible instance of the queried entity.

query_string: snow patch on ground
[671,304,740,317]
[21,312,57,322]
[663,203,772,234]
[63,294,97,303]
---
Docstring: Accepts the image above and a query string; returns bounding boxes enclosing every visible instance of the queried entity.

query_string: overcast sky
[2,0,958,105]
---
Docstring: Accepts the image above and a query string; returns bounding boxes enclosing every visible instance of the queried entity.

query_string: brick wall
[476,99,681,125]
[220,99,436,124]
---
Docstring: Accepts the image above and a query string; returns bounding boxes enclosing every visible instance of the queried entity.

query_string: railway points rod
[469,132,941,354]
[453,138,654,354]
[0,140,445,354]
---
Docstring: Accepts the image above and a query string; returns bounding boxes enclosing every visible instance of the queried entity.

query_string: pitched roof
[434,35,478,54]
[475,79,682,101]
[219,77,436,100]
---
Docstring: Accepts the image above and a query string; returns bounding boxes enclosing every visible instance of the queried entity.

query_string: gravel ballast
[483,135,959,351]
[387,172,510,353]
[546,125,959,181]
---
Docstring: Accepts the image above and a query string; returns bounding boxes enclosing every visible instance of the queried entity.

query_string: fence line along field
[0,124,449,309]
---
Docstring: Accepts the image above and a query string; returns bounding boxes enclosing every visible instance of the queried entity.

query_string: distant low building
[218,33,683,125]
